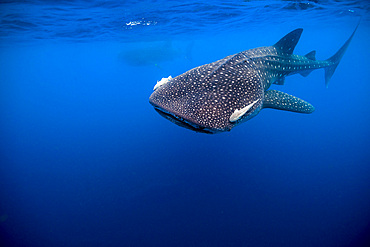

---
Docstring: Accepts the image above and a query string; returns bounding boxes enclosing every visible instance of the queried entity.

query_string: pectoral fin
[263,90,314,114]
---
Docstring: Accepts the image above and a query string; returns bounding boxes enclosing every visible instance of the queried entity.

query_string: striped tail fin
[325,22,360,87]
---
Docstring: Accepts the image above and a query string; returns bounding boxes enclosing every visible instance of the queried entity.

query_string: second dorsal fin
[274,28,303,55]
[305,50,316,60]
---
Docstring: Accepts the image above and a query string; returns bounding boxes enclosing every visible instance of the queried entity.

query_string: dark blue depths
[1,1,370,247]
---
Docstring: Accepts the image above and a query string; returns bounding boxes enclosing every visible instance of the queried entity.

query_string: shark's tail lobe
[324,22,359,87]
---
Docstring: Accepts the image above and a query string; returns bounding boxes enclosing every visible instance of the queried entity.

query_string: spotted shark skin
[149,24,358,134]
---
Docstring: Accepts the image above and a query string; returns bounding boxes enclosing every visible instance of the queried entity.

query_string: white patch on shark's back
[229,99,259,122]
[153,76,172,90]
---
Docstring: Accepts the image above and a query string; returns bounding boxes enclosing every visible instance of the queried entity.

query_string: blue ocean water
[1,0,370,246]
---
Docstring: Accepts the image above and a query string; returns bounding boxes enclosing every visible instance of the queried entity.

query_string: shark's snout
[149,93,217,134]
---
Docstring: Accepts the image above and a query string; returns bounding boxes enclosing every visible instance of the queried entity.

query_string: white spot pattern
[149,32,337,133]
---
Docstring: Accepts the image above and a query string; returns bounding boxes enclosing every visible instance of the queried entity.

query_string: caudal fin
[325,21,360,87]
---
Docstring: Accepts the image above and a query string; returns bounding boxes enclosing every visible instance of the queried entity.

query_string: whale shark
[149,24,358,134]
[119,41,193,67]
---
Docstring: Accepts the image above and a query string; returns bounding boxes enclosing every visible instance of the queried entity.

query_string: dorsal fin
[305,50,316,60]
[274,28,303,55]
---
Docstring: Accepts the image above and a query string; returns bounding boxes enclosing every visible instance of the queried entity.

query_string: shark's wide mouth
[152,106,216,134]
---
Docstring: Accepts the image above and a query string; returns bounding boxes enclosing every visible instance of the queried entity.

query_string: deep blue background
[1,1,370,246]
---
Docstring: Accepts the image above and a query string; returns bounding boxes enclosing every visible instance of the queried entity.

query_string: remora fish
[149,25,358,134]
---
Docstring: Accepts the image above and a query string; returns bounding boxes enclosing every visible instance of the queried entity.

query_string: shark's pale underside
[149,24,358,134]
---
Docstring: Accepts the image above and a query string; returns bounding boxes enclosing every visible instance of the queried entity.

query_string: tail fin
[325,22,360,87]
